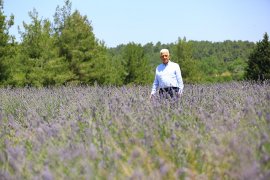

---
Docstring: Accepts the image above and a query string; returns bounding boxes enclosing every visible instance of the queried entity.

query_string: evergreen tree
[0,0,14,85]
[53,0,72,36]
[246,33,270,80]
[7,9,72,87]
[56,9,104,84]
[173,37,202,83]
[102,49,125,86]
[122,42,152,85]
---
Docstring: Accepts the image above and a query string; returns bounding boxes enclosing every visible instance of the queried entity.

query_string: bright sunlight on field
[0,82,269,179]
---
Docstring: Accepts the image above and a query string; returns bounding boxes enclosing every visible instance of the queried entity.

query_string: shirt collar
[163,60,171,66]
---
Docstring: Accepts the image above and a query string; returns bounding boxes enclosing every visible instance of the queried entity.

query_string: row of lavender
[0,82,269,179]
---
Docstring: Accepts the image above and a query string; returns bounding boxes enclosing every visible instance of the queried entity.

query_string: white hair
[160,49,170,54]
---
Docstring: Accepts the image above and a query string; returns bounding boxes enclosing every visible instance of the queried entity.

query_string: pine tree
[173,37,202,83]
[122,42,152,85]
[55,1,117,85]
[246,33,270,80]
[8,9,72,87]
[0,0,14,84]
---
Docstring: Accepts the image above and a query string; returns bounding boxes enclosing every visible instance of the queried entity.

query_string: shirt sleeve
[151,70,159,95]
[175,64,184,93]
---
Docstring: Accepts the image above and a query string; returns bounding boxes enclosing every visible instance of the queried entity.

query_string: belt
[159,87,179,92]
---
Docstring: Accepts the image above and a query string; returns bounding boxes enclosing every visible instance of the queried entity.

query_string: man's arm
[175,64,184,95]
[150,73,159,99]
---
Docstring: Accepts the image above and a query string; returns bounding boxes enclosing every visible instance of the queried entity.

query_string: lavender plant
[0,82,269,179]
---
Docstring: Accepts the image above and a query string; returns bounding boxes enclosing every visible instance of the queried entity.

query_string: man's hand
[177,90,182,98]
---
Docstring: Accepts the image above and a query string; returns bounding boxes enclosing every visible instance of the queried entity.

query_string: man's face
[160,52,169,64]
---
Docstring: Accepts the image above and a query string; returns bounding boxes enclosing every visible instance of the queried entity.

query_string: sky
[3,0,270,47]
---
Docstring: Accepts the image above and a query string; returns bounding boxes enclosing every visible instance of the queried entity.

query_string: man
[150,49,184,99]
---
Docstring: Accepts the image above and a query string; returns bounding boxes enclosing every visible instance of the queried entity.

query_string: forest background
[0,0,267,87]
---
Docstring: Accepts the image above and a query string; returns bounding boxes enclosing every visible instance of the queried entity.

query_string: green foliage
[103,50,126,86]
[122,42,152,85]
[55,6,118,85]
[173,37,203,83]
[5,9,73,87]
[53,0,72,36]
[56,10,95,83]
[0,0,14,84]
[246,33,270,80]
[227,58,247,80]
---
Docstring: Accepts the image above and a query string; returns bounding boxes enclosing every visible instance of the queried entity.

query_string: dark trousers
[159,87,179,99]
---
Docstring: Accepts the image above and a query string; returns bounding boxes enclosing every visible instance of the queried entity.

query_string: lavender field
[0,82,269,179]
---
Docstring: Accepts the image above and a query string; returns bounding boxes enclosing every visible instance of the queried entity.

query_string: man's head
[160,49,170,64]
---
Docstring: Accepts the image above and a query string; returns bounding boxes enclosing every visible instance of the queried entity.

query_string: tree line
[0,0,269,87]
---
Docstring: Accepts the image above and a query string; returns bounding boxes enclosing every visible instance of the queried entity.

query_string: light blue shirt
[151,61,184,95]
